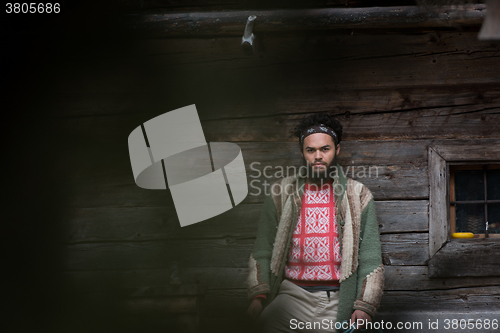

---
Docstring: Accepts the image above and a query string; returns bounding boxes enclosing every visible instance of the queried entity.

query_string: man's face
[301,133,340,179]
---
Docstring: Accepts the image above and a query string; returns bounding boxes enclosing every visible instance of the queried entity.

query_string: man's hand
[246,298,263,320]
[350,309,372,330]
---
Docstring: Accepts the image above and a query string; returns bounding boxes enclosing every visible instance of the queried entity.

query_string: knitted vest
[284,181,341,285]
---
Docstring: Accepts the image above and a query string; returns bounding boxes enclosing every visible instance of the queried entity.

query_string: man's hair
[294,114,343,149]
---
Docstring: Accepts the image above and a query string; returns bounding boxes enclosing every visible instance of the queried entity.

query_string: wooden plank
[202,108,500,142]
[376,201,428,234]
[125,296,198,314]
[60,139,499,179]
[62,139,432,207]
[63,267,249,294]
[63,233,426,271]
[64,200,426,243]
[65,239,253,271]
[62,139,500,210]
[40,30,500,121]
[384,266,500,291]
[48,82,500,121]
[48,31,496,68]
[380,233,428,266]
[60,139,496,209]
[94,0,372,11]
[203,288,249,317]
[428,146,448,257]
[246,164,429,202]
[129,284,205,297]
[64,204,262,243]
[202,317,255,333]
[353,165,428,201]
[428,239,500,277]
[379,286,500,312]
[45,31,500,100]
[247,163,429,202]
[65,163,428,207]
[338,140,429,167]
[50,107,500,148]
[433,144,500,161]
[119,5,486,38]
[63,265,500,296]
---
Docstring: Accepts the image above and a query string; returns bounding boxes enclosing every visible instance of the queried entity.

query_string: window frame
[428,144,500,278]
[449,163,500,238]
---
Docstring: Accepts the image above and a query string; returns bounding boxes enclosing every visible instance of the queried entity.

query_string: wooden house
[3,0,499,332]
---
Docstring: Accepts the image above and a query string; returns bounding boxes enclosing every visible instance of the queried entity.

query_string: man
[246,114,384,332]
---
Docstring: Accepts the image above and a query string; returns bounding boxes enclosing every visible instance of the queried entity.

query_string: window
[450,165,500,238]
[428,144,500,277]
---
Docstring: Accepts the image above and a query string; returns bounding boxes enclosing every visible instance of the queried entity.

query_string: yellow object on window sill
[452,232,474,239]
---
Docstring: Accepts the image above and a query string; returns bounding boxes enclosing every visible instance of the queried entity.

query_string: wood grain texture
[245,164,429,202]
[85,0,397,11]
[120,5,486,38]
[64,204,262,243]
[50,106,500,148]
[49,82,500,121]
[202,109,500,142]
[379,286,500,312]
[384,265,500,291]
[63,163,428,206]
[433,143,500,161]
[63,267,249,294]
[64,200,427,243]
[63,265,500,296]
[45,32,500,112]
[65,239,254,271]
[124,296,198,314]
[63,233,426,270]
[381,233,429,266]
[59,139,500,209]
[376,200,428,234]
[428,146,448,257]
[62,139,435,208]
[428,239,500,277]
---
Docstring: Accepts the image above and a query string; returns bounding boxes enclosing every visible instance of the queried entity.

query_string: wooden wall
[4,10,500,333]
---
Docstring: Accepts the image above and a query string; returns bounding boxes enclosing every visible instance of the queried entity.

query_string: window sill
[428,238,500,277]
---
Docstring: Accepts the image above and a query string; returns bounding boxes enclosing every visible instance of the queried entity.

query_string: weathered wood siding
[6,19,500,332]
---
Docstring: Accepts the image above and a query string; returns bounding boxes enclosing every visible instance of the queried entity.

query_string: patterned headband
[300,124,338,145]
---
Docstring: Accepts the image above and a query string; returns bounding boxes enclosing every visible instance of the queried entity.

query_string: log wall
[5,12,500,333]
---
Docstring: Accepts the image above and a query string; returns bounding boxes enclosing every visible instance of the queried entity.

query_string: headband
[300,124,338,145]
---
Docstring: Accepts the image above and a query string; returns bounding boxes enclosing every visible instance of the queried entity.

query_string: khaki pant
[259,280,339,333]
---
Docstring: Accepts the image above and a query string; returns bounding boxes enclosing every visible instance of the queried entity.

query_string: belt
[298,285,340,300]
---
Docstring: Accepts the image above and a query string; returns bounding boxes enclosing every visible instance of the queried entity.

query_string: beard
[306,156,337,182]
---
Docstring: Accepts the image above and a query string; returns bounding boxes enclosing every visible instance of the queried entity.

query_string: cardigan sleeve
[247,194,279,299]
[352,197,385,317]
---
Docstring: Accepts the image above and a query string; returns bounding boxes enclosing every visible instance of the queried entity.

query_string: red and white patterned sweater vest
[284,180,341,286]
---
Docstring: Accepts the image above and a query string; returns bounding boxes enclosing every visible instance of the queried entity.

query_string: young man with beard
[246,115,384,332]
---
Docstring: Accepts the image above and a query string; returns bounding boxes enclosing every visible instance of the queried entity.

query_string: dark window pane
[455,204,485,234]
[488,203,500,234]
[454,170,484,201]
[486,169,500,200]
